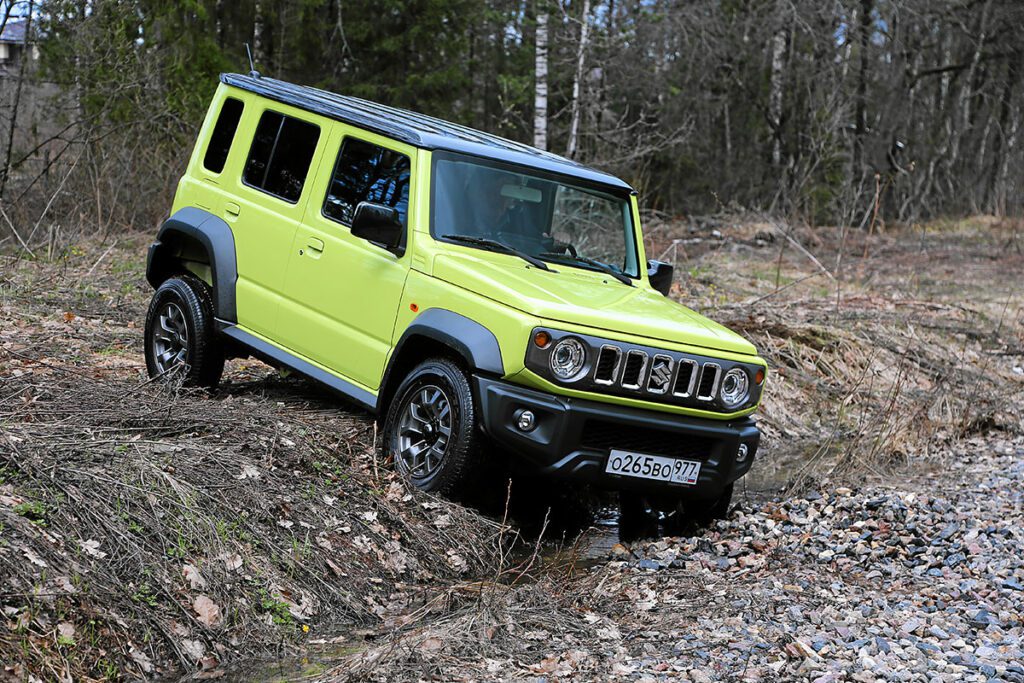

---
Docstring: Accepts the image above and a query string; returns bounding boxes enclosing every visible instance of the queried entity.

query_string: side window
[202,97,244,173]
[243,110,320,203]
[323,137,411,227]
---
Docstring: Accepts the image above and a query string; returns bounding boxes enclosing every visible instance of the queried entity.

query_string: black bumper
[474,376,760,500]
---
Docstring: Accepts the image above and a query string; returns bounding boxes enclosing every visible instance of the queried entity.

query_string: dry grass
[0,245,510,680]
[1,216,1022,680]
[647,214,1024,492]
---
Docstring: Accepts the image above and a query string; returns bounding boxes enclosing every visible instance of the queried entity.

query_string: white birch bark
[768,16,788,167]
[533,11,549,151]
[566,0,591,159]
[253,0,265,68]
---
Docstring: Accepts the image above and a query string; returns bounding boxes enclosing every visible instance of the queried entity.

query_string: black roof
[220,73,632,193]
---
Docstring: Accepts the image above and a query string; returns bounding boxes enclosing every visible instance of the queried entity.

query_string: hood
[432,251,757,356]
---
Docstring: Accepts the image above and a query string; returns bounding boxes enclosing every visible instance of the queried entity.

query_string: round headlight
[549,337,587,380]
[719,368,750,409]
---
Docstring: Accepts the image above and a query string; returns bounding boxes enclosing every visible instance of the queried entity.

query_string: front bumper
[474,376,760,500]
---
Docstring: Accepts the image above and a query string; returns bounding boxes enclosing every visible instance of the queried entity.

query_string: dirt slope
[0,242,507,680]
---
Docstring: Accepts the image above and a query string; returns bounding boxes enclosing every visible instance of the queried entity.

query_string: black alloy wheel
[144,274,225,388]
[383,357,481,496]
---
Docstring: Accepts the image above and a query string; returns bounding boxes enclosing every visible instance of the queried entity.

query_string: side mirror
[647,259,674,296]
[351,202,404,255]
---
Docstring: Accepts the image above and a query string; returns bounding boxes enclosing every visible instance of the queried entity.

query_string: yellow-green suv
[144,73,767,521]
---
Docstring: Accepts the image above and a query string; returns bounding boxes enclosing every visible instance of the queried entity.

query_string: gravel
[580,434,1024,681]
[315,434,1024,682]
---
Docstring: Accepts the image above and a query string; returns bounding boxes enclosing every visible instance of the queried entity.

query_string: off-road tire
[687,483,734,526]
[619,483,734,537]
[144,274,225,388]
[383,357,481,496]
[618,490,660,540]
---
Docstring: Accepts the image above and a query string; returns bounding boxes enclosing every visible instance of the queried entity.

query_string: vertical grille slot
[593,346,621,385]
[696,363,721,401]
[620,350,648,390]
[673,359,698,398]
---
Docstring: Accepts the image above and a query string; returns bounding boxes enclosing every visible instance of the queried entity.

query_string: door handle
[225,202,241,217]
[306,237,325,253]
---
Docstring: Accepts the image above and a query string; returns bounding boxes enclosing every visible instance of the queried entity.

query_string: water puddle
[183,642,362,683]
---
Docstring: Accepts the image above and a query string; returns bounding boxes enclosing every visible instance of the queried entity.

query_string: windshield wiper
[442,234,551,271]
[539,252,633,286]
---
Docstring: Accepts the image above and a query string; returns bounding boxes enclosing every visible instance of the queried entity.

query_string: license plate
[605,449,702,486]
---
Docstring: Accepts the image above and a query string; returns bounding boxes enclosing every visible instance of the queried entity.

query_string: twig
[770,220,836,281]
[19,146,85,255]
[745,272,822,307]
[0,203,34,258]
[85,239,118,276]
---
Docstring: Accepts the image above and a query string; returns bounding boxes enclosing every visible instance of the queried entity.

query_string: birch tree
[565,0,591,159]
[767,6,788,168]
[533,9,548,151]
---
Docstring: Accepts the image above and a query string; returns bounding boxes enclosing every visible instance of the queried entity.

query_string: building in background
[0,19,35,74]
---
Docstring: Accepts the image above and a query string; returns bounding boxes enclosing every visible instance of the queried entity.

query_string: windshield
[431,155,639,278]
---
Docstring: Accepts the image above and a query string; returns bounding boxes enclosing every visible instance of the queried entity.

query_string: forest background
[1,0,1022,245]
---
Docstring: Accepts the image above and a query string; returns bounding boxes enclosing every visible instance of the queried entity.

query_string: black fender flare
[146,207,238,322]
[379,309,505,410]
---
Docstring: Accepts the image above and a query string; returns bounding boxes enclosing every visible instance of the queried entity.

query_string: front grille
[580,419,717,459]
[523,327,763,414]
[588,342,726,408]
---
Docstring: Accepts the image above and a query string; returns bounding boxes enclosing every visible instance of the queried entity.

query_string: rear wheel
[383,357,481,496]
[144,275,224,388]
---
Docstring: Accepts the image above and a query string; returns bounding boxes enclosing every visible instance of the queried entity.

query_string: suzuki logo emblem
[649,358,672,391]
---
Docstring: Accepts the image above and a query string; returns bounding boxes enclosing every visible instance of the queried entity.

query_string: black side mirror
[351,202,404,255]
[647,259,674,296]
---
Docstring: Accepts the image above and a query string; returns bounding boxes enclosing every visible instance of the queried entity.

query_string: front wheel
[382,357,481,496]
[144,275,224,388]
[619,483,734,538]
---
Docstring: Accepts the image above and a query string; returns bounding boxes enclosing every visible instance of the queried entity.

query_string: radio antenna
[245,43,260,78]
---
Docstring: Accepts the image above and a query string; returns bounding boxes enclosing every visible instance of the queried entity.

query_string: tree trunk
[215,0,224,48]
[533,10,548,151]
[566,0,591,159]
[852,0,873,178]
[948,0,991,180]
[990,57,1020,214]
[767,10,788,167]
[253,0,265,68]
[840,5,856,84]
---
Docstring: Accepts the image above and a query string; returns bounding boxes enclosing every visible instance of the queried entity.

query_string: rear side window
[243,110,320,203]
[203,97,244,173]
[323,138,411,226]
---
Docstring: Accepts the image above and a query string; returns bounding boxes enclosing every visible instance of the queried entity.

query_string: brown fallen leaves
[192,595,222,628]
